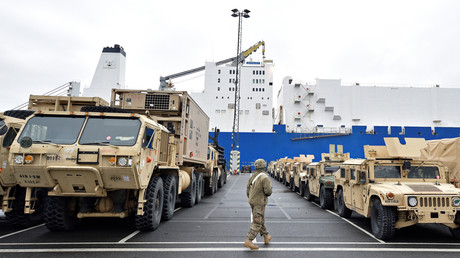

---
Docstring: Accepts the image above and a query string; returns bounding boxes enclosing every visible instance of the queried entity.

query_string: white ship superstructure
[192,59,274,132]
[83,44,126,102]
[276,77,460,133]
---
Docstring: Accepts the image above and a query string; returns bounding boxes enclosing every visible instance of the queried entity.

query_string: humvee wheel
[182,172,196,207]
[135,176,164,231]
[44,196,78,231]
[290,178,295,192]
[161,175,177,221]
[5,187,46,227]
[299,181,306,196]
[449,227,460,239]
[319,185,334,210]
[195,173,203,204]
[370,199,396,240]
[305,182,314,201]
[337,189,352,218]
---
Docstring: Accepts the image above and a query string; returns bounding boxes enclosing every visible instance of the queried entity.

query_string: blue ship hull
[210,125,460,167]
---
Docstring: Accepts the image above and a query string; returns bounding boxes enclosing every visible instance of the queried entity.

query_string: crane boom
[159,41,265,90]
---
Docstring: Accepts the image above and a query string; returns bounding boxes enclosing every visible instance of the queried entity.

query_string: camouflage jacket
[246,170,272,205]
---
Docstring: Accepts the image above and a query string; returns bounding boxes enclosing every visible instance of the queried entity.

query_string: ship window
[262,110,269,116]
[263,71,265,75]
[245,110,249,114]
[216,96,218,99]
[216,110,220,113]
[218,78,220,83]
[262,97,264,100]
[268,97,269,100]
[253,79,255,84]
[217,87,220,91]
[229,79,232,83]
[253,71,255,75]
[269,82,273,86]
[256,103,261,109]
[229,87,231,91]
[228,103,235,109]
[233,79,235,83]
[229,70,232,74]
[262,88,265,92]
[256,79,259,84]
[218,69,221,74]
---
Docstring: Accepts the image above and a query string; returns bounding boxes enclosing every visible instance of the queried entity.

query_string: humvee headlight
[14,155,24,164]
[408,196,418,207]
[24,155,34,164]
[108,157,116,166]
[118,157,128,167]
[452,197,460,207]
[386,192,395,200]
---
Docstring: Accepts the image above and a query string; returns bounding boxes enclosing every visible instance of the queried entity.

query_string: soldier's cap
[254,159,267,169]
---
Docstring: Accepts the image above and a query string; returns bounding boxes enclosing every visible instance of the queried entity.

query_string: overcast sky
[1,0,460,111]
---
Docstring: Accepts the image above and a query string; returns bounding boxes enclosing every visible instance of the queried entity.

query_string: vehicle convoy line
[310,201,385,243]
[0,223,44,240]
[2,247,460,253]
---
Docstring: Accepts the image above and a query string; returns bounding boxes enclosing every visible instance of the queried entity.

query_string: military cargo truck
[9,90,210,231]
[334,138,460,240]
[289,155,314,195]
[305,145,349,209]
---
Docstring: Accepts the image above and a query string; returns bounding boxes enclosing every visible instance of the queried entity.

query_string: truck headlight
[118,157,128,167]
[453,197,460,207]
[408,196,418,207]
[14,155,24,164]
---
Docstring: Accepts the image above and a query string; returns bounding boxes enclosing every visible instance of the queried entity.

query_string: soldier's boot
[244,238,259,250]
[264,234,272,245]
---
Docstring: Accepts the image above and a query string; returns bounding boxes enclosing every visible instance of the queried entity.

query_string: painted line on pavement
[0,223,44,240]
[311,202,385,244]
[1,247,460,253]
[203,174,240,220]
[272,197,292,220]
[118,230,140,243]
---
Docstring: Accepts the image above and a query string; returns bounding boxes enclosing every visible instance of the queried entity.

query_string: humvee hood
[372,182,458,194]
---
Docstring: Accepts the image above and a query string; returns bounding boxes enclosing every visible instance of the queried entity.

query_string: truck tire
[182,173,196,208]
[337,188,352,218]
[3,110,35,120]
[161,175,177,221]
[212,170,218,193]
[370,199,396,240]
[450,227,460,239]
[218,169,224,188]
[195,173,203,204]
[319,185,334,210]
[135,176,164,231]
[204,176,213,196]
[305,182,314,201]
[44,196,78,231]
[5,187,45,227]
[300,181,306,196]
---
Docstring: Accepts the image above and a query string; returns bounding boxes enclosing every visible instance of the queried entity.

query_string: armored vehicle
[267,161,276,178]
[289,155,314,194]
[10,90,211,231]
[1,110,42,227]
[274,157,287,182]
[305,145,349,209]
[334,138,460,240]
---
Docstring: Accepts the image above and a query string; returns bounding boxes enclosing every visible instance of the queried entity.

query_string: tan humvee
[305,145,349,210]
[289,155,314,194]
[10,90,210,231]
[275,157,288,182]
[334,138,460,240]
[268,161,276,178]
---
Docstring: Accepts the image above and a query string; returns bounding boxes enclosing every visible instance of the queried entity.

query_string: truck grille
[145,94,170,110]
[418,196,450,208]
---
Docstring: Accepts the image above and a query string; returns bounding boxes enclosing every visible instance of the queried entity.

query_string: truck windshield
[374,166,401,179]
[407,166,440,179]
[324,165,340,174]
[79,117,141,146]
[0,120,6,135]
[18,116,85,144]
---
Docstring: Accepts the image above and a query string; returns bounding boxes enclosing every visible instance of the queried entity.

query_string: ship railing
[291,127,352,141]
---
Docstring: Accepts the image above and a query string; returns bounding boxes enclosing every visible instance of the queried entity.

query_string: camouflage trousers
[247,204,268,240]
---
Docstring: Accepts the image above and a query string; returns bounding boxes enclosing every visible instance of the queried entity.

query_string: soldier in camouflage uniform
[244,159,273,250]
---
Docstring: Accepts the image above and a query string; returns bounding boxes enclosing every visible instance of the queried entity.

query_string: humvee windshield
[324,165,340,174]
[18,116,85,144]
[407,166,439,179]
[79,117,141,146]
[374,166,401,178]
